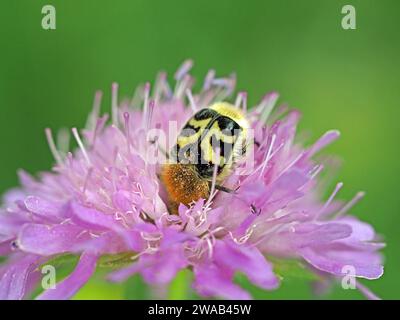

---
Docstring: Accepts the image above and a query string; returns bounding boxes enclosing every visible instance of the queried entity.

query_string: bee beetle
[160,102,250,214]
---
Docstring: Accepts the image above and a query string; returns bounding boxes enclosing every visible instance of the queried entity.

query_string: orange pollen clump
[160,164,210,214]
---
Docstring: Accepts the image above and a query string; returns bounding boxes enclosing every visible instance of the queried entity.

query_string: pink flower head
[0,61,384,300]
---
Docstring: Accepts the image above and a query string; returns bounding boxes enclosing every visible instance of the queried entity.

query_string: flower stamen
[335,191,366,217]
[202,69,215,91]
[82,167,93,195]
[142,82,151,129]
[45,128,64,167]
[175,59,193,82]
[185,88,197,113]
[229,224,256,245]
[316,182,344,218]
[72,127,91,166]
[235,91,247,111]
[259,134,277,177]
[86,90,103,130]
[123,112,131,155]
[256,92,279,130]
[91,115,108,149]
[146,100,155,132]
[111,82,119,126]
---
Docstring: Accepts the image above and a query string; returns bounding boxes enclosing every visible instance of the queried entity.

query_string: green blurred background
[0,0,399,299]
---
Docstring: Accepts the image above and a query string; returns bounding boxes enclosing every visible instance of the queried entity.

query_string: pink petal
[0,213,28,237]
[214,240,279,290]
[18,223,89,256]
[37,253,97,300]
[300,242,384,280]
[257,169,309,210]
[109,245,188,285]
[70,202,124,233]
[24,196,63,221]
[193,263,251,300]
[337,216,376,242]
[0,254,41,300]
[2,188,25,207]
[291,223,352,247]
[308,130,340,157]
[0,239,14,255]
